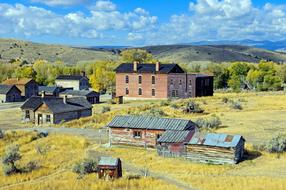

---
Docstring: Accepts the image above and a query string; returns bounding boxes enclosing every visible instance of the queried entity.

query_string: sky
[1,0,286,46]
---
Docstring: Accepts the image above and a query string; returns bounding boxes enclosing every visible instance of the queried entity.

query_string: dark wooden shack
[98,157,122,180]
[157,130,196,157]
[186,132,245,164]
[107,115,197,148]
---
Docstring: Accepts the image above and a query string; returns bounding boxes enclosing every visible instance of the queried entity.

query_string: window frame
[138,75,142,84]
[125,75,129,84]
[133,131,142,139]
[152,89,156,96]
[125,88,129,95]
[46,115,51,123]
[138,88,142,96]
[25,110,30,119]
[152,76,156,85]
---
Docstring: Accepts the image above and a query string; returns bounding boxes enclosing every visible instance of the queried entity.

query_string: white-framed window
[152,89,156,96]
[25,110,30,119]
[138,75,142,84]
[125,88,129,95]
[152,76,156,84]
[133,131,142,139]
[46,115,51,123]
[125,75,129,83]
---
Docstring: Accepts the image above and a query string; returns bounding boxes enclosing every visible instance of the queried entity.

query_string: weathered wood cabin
[157,130,197,157]
[38,86,61,97]
[98,157,122,180]
[20,95,92,125]
[2,78,38,99]
[107,115,197,147]
[186,133,245,164]
[59,89,100,104]
[0,84,22,103]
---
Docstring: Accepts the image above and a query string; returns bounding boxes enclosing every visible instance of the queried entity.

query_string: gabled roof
[20,96,92,113]
[60,90,99,97]
[3,78,34,85]
[56,75,88,81]
[107,115,196,131]
[115,63,185,74]
[98,157,119,166]
[157,130,193,143]
[0,85,19,95]
[188,132,244,148]
[39,86,59,94]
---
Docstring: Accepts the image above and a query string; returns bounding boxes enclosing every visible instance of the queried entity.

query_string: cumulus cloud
[0,3,157,40]
[91,0,116,11]
[30,0,88,6]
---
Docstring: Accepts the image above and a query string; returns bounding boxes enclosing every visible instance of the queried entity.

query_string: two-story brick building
[115,62,213,99]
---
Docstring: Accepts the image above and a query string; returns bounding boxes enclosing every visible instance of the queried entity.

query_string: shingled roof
[20,96,92,114]
[107,115,196,131]
[60,90,99,97]
[56,75,87,80]
[39,86,59,94]
[115,63,185,74]
[2,78,33,85]
[157,130,193,143]
[0,85,19,95]
[188,133,245,148]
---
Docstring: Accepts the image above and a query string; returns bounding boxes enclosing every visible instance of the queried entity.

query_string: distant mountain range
[1,38,286,65]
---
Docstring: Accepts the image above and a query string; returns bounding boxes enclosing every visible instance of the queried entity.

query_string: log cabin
[98,157,122,180]
[107,115,197,148]
[186,132,245,164]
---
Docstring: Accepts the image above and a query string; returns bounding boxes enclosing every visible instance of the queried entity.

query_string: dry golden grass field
[0,91,286,190]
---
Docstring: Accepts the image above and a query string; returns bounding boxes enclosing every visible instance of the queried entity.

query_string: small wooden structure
[112,95,123,104]
[157,130,196,157]
[98,157,122,180]
[186,132,245,164]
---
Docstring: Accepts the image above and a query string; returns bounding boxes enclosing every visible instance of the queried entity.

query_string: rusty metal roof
[157,130,193,143]
[188,132,244,148]
[98,157,119,166]
[107,115,196,131]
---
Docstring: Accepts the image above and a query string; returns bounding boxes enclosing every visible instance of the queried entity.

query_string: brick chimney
[41,91,45,98]
[63,95,67,104]
[155,61,160,72]
[133,61,138,72]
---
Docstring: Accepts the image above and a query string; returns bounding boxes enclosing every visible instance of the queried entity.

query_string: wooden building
[2,78,38,99]
[55,73,89,90]
[20,94,92,125]
[59,89,100,104]
[115,62,213,99]
[0,84,22,103]
[157,130,197,157]
[38,86,61,97]
[98,157,122,180]
[186,133,245,164]
[107,115,197,147]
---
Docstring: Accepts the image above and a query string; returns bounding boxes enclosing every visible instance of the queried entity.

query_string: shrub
[3,164,16,176]
[195,115,222,130]
[101,106,111,113]
[0,129,4,139]
[30,131,48,142]
[265,133,286,153]
[143,108,166,117]
[170,103,179,109]
[160,100,170,106]
[222,97,228,103]
[2,145,21,176]
[231,101,243,110]
[73,159,98,176]
[184,101,204,113]
[22,161,39,173]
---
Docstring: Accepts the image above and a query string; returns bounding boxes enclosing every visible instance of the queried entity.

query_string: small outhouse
[97,157,122,180]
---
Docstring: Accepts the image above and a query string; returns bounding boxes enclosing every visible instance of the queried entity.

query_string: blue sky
[1,0,286,46]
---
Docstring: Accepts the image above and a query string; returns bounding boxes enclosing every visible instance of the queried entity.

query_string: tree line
[0,49,285,92]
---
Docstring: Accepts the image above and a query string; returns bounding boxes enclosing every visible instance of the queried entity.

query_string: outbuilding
[107,115,197,147]
[98,157,122,180]
[60,89,100,104]
[0,84,22,103]
[186,133,245,164]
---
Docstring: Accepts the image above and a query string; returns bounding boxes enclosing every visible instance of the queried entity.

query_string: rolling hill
[1,38,286,65]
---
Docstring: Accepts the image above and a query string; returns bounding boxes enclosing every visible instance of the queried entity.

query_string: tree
[228,62,250,76]
[206,63,229,89]
[246,69,263,89]
[120,49,153,63]
[262,75,282,91]
[228,75,241,91]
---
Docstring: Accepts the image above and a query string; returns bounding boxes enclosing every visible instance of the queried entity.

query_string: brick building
[115,62,213,99]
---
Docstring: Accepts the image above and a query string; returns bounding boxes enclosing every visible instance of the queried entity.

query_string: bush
[231,101,243,110]
[101,106,111,113]
[143,108,166,117]
[170,103,179,109]
[265,133,286,153]
[3,164,17,176]
[160,100,170,106]
[73,159,98,176]
[0,129,4,139]
[30,131,49,142]
[222,97,228,103]
[2,145,21,176]
[184,101,204,113]
[22,161,39,173]
[195,115,222,130]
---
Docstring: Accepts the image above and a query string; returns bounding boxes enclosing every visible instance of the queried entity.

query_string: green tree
[228,62,250,76]
[228,75,241,91]
[121,49,153,63]
[246,69,263,89]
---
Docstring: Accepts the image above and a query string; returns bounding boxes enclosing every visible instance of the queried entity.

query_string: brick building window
[125,88,129,95]
[152,89,156,96]
[171,90,178,97]
[152,76,156,84]
[133,131,142,139]
[46,115,51,123]
[125,75,129,83]
[138,88,142,95]
[138,75,142,84]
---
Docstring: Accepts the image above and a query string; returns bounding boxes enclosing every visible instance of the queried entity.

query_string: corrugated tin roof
[107,115,196,131]
[188,132,244,148]
[98,157,119,166]
[157,130,192,143]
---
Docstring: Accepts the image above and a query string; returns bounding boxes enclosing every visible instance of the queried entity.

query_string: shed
[157,130,196,157]
[60,90,100,104]
[186,132,245,164]
[39,86,60,97]
[0,84,22,103]
[98,157,122,180]
[107,115,197,147]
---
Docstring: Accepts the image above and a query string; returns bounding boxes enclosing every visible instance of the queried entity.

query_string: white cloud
[91,0,116,11]
[30,0,88,6]
[0,3,157,40]
[127,33,143,41]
